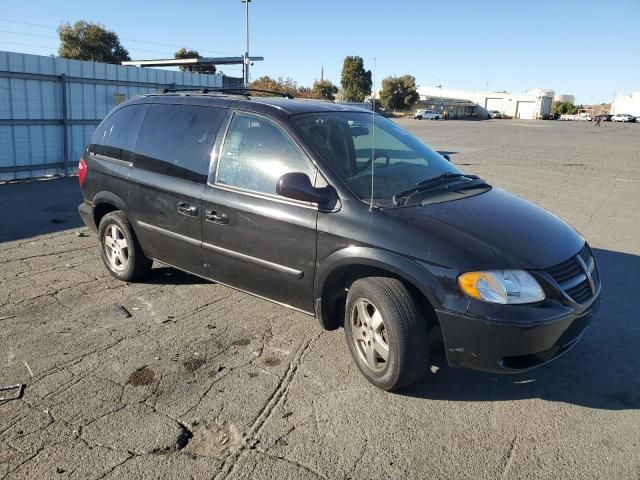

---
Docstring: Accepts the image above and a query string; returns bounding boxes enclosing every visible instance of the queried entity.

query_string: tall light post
[241,0,251,86]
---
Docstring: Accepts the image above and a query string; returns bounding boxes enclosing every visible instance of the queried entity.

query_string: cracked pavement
[1,119,639,479]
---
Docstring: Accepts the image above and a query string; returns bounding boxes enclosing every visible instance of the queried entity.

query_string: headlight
[458,270,544,304]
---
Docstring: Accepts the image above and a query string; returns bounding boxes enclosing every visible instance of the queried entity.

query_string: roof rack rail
[159,87,215,94]
[158,86,294,99]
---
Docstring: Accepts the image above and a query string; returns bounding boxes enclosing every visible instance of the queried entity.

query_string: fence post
[60,74,69,176]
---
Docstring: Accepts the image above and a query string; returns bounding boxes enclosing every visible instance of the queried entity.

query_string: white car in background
[611,114,635,122]
[414,109,442,120]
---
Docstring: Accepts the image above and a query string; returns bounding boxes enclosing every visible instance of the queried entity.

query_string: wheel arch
[92,191,129,229]
[314,247,445,331]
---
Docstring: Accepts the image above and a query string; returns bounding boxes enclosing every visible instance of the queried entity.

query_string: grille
[546,244,599,304]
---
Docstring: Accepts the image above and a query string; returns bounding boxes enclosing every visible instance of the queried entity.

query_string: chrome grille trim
[546,243,599,304]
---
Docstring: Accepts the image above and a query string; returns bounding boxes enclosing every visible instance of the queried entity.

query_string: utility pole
[241,0,251,86]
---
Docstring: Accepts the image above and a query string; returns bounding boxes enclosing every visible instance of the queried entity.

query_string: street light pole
[242,0,251,86]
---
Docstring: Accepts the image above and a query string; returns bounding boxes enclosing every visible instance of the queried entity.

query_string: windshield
[291,111,461,207]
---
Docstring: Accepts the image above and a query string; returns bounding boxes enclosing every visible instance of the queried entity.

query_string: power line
[0,17,237,56]
[0,29,180,56]
[0,41,55,50]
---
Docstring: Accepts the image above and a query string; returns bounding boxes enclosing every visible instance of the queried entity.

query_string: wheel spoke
[117,251,128,266]
[373,334,389,361]
[365,341,377,368]
[111,225,118,240]
[351,324,363,342]
[116,238,127,249]
[356,300,369,326]
[371,310,384,332]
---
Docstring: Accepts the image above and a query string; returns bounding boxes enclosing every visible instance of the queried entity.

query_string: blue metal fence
[0,51,224,181]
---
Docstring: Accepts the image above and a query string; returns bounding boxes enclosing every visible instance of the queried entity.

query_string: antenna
[369,57,376,211]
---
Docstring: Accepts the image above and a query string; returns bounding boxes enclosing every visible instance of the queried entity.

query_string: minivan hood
[385,188,584,270]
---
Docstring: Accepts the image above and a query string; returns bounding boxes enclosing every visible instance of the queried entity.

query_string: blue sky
[1,0,638,103]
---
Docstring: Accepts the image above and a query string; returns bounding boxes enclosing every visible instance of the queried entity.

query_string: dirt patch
[126,366,155,386]
[263,357,281,367]
[184,422,241,458]
[183,353,206,372]
[232,338,251,346]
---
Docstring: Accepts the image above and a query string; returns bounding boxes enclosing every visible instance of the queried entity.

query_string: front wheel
[344,277,429,391]
[98,211,152,282]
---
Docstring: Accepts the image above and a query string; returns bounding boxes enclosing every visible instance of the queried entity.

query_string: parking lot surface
[1,119,639,479]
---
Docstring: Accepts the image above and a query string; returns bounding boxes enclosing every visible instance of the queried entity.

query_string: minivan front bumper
[436,297,599,373]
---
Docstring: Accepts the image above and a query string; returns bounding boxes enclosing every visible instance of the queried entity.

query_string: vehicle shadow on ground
[145,266,213,286]
[0,177,84,243]
[402,248,640,411]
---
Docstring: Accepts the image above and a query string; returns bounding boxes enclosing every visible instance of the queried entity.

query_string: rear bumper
[78,201,97,233]
[436,297,599,373]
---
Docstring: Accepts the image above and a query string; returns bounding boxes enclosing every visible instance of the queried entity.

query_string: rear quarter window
[90,104,148,161]
[134,104,225,183]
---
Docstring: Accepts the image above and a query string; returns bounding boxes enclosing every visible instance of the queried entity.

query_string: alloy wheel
[103,224,129,272]
[350,298,390,372]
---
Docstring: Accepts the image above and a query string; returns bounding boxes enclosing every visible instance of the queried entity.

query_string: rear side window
[134,104,225,183]
[216,112,315,196]
[91,105,147,161]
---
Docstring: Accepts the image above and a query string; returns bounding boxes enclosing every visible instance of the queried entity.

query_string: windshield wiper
[392,173,485,207]
[416,172,471,188]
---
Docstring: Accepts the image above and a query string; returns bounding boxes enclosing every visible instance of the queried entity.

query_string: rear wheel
[98,211,152,281]
[344,277,429,391]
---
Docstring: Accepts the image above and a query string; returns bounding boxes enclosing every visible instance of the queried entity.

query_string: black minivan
[78,89,600,391]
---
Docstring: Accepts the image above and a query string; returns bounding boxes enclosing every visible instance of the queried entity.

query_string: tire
[344,277,429,391]
[98,211,152,282]
[435,116,440,120]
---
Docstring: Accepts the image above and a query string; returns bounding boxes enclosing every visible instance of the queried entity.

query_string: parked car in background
[636,117,640,123]
[594,114,612,122]
[611,114,635,122]
[489,110,502,119]
[414,109,442,120]
[78,89,600,391]
[576,112,592,121]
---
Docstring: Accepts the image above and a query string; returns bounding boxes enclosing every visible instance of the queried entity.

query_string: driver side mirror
[276,172,336,206]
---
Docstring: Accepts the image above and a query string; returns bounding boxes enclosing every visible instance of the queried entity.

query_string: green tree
[312,79,338,100]
[250,76,297,97]
[340,56,372,102]
[58,20,130,63]
[553,101,581,115]
[380,75,419,111]
[174,48,216,74]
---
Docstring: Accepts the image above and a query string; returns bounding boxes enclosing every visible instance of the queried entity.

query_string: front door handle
[205,209,229,225]
[177,201,199,217]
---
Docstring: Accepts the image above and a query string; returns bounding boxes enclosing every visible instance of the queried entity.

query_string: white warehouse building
[417,86,556,119]
[611,92,640,116]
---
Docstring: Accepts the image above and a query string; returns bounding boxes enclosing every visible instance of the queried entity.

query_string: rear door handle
[177,201,199,217]
[205,209,229,224]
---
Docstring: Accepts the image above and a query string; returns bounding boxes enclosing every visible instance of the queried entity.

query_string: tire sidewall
[98,213,137,281]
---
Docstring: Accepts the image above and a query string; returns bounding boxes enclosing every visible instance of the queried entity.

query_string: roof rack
[158,86,293,99]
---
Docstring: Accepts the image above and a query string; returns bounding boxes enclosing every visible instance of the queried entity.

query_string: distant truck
[414,109,442,120]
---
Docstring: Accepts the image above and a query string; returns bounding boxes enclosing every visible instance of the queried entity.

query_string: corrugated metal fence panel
[0,51,223,181]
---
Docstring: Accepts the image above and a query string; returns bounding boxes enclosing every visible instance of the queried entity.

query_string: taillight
[78,158,87,186]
